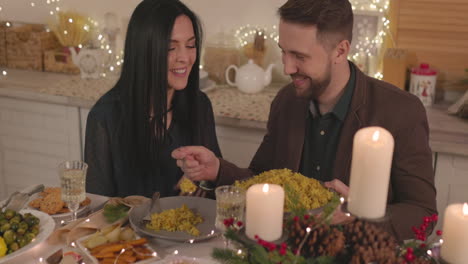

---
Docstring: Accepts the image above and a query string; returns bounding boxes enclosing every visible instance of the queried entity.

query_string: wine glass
[58,161,88,222]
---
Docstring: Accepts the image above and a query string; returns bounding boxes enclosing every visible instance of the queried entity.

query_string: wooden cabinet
[433,153,468,235]
[0,97,81,199]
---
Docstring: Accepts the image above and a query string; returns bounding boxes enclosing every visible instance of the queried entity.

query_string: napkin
[47,195,149,245]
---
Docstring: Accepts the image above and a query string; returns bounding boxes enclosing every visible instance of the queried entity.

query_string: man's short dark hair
[278,0,353,49]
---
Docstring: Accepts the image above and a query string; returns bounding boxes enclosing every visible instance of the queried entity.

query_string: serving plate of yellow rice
[129,196,219,242]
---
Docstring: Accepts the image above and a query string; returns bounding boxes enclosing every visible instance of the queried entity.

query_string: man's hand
[171,146,220,182]
[323,179,355,225]
[324,179,349,197]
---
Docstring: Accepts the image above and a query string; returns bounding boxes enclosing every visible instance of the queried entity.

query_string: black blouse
[84,88,222,198]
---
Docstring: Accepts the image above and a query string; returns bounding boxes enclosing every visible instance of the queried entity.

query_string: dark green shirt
[299,63,355,181]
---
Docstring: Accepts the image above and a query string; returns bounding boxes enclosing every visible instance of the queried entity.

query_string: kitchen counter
[1,68,468,156]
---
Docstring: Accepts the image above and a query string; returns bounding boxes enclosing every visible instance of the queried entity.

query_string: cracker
[40,191,65,215]
[28,197,43,209]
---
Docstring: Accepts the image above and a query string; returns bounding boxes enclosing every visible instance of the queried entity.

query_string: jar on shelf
[203,30,240,85]
[409,63,437,106]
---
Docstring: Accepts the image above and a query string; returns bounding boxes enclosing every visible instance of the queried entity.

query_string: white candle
[246,184,284,241]
[348,126,394,219]
[441,203,468,264]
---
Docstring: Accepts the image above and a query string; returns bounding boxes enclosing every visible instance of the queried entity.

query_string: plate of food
[77,224,158,264]
[129,196,219,242]
[28,187,91,219]
[234,168,335,213]
[0,209,55,263]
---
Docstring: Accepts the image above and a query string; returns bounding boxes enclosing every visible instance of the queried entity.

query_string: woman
[84,0,221,197]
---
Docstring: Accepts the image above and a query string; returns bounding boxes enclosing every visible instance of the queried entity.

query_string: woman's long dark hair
[115,0,203,181]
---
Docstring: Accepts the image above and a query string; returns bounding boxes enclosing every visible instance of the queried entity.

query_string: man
[172,0,437,241]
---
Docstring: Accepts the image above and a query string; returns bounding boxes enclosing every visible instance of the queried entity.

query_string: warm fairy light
[306,227,311,233]
[237,249,243,255]
[71,242,76,247]
[31,2,35,7]
[98,34,103,40]
[189,239,194,244]
[152,252,157,257]
[372,130,380,142]
[120,248,125,253]
[173,250,179,255]
[38,257,44,263]
[78,44,83,48]
[340,197,345,204]
[85,218,90,222]
[440,239,444,244]
[5,22,11,27]
[63,30,68,35]
[68,18,73,23]
[2,70,7,76]
[262,184,269,193]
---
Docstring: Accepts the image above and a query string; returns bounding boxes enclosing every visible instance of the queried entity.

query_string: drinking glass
[58,161,88,222]
[215,185,246,232]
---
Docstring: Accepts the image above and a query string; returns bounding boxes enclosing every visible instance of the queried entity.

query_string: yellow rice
[146,204,203,236]
[180,177,197,193]
[234,168,333,211]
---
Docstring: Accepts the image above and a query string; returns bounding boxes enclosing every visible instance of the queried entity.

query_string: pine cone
[344,220,398,264]
[286,216,345,258]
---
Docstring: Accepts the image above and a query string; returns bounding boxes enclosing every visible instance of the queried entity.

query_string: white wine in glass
[58,161,87,222]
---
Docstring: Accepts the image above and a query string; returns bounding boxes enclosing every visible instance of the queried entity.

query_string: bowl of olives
[0,209,55,263]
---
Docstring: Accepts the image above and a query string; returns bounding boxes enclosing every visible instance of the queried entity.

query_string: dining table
[1,190,223,264]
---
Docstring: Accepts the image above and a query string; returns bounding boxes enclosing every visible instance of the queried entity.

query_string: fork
[142,192,161,222]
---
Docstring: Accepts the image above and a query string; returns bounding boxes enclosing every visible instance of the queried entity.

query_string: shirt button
[316,165,321,171]
[320,130,325,136]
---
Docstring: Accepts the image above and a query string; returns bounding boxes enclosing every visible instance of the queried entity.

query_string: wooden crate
[44,48,80,74]
[6,24,60,71]
[0,23,7,66]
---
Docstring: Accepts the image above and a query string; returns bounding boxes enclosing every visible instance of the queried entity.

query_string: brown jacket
[216,65,437,241]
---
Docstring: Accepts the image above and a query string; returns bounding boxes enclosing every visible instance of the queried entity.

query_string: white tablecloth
[1,193,223,264]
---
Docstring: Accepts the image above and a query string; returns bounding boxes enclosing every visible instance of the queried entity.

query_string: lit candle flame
[372,130,380,142]
[463,203,468,216]
[262,184,269,193]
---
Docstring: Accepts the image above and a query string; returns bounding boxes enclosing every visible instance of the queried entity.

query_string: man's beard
[294,63,332,100]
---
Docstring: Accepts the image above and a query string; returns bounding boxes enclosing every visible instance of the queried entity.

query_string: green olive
[16,228,26,236]
[30,226,39,235]
[18,222,28,231]
[17,237,27,248]
[4,209,15,220]
[9,242,19,251]
[0,223,11,233]
[9,216,21,224]
[25,232,36,242]
[3,230,16,245]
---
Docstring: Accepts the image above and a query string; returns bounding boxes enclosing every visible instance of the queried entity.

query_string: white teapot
[225,59,275,93]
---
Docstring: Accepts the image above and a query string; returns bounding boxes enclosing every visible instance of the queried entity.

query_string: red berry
[293,216,299,222]
[236,221,243,227]
[436,230,443,236]
[405,253,415,262]
[304,214,310,220]
[254,235,259,239]
[407,247,414,253]
[420,243,427,248]
[432,214,438,222]
[423,216,431,223]
[279,248,287,256]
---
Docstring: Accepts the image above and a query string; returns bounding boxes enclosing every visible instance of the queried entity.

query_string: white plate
[76,231,159,264]
[27,192,90,219]
[154,255,218,264]
[0,209,55,263]
[129,196,220,242]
